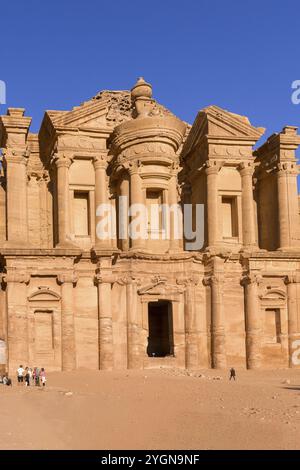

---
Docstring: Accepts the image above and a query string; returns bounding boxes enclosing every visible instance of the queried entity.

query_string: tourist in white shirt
[17,365,24,385]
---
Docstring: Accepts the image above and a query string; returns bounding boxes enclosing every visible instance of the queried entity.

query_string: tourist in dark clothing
[229,367,236,381]
[3,373,12,386]
[25,367,30,386]
[35,367,40,386]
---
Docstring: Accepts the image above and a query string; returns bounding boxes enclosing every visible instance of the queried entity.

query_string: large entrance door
[147,301,174,357]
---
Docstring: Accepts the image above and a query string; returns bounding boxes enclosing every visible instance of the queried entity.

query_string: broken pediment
[138,277,185,296]
[42,89,181,133]
[46,98,110,129]
[44,91,134,131]
[259,288,286,301]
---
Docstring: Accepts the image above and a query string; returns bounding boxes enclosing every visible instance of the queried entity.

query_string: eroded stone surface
[0,78,300,373]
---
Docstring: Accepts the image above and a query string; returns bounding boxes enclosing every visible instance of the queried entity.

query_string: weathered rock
[0,80,299,376]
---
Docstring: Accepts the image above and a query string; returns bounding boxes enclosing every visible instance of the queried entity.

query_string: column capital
[36,171,50,186]
[2,272,30,284]
[285,273,300,285]
[2,148,29,165]
[170,161,180,176]
[203,273,224,287]
[52,152,73,169]
[240,273,262,287]
[93,151,109,170]
[238,161,254,176]
[276,161,299,176]
[57,272,77,285]
[115,274,141,286]
[124,160,142,175]
[205,160,222,176]
[94,273,116,285]
[177,275,199,287]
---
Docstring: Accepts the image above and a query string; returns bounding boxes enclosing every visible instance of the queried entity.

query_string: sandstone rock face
[0,78,300,373]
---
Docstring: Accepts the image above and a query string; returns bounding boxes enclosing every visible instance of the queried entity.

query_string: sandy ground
[1,367,300,450]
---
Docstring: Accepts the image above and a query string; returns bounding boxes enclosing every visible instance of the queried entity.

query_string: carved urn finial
[131,77,153,117]
[131,77,152,100]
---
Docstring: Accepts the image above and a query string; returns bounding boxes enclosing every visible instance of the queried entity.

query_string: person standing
[229,367,236,381]
[40,368,46,387]
[35,367,40,386]
[24,367,30,387]
[17,365,24,385]
[28,367,33,385]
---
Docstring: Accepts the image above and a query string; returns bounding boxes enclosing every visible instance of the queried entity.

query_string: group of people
[0,365,47,387]
[17,365,46,387]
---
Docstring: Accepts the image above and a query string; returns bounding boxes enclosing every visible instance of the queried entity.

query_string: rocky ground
[0,368,300,449]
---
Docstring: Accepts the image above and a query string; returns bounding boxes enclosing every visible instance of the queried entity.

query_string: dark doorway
[147,301,174,357]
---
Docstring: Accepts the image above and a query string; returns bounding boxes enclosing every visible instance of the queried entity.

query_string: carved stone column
[0,108,31,246]
[285,274,300,367]
[3,272,30,373]
[126,276,142,369]
[168,167,181,251]
[238,162,257,248]
[277,162,299,249]
[204,259,226,369]
[129,163,146,251]
[39,173,51,248]
[205,161,220,248]
[57,273,77,371]
[95,272,114,370]
[4,150,29,244]
[241,273,262,369]
[178,276,199,369]
[53,153,73,247]
[94,152,113,250]
[119,174,130,251]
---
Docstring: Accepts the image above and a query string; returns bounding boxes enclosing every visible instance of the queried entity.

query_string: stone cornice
[0,108,32,133]
[255,127,300,169]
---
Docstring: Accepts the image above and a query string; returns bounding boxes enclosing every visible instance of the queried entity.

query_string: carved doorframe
[27,288,62,369]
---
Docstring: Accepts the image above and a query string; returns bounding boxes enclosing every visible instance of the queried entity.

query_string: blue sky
[1,0,299,150]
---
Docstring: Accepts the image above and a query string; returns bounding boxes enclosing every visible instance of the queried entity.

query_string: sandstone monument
[0,77,300,373]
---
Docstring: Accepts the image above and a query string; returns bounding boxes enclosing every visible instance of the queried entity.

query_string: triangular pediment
[202,105,265,138]
[183,105,265,157]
